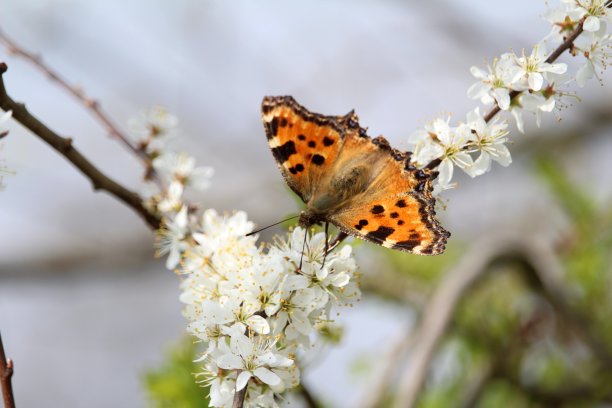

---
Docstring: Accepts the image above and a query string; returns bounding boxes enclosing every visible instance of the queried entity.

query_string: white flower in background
[467,54,517,109]
[156,205,189,269]
[435,121,476,188]
[565,0,612,32]
[511,45,567,91]
[153,152,214,191]
[128,106,179,153]
[216,333,293,391]
[157,180,184,213]
[466,109,512,176]
[544,3,584,42]
[575,32,611,86]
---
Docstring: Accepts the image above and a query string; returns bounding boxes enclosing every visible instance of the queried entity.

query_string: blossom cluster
[408,0,610,193]
[130,108,361,407]
[0,110,13,190]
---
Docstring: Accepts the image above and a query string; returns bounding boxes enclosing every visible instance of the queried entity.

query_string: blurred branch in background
[0,30,162,186]
[358,154,612,408]
[0,332,15,408]
[0,63,160,229]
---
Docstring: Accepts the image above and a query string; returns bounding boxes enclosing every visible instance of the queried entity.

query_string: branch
[0,30,161,184]
[0,62,160,230]
[232,378,247,408]
[482,16,587,123]
[0,332,15,408]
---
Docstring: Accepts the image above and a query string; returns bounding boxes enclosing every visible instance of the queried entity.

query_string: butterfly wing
[328,135,450,255]
[262,96,355,203]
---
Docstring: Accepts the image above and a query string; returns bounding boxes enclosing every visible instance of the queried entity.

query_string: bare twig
[0,62,160,229]
[232,378,248,408]
[0,332,15,408]
[0,30,161,184]
[482,16,586,123]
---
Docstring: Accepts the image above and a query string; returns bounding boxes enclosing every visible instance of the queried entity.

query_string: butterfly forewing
[262,96,346,202]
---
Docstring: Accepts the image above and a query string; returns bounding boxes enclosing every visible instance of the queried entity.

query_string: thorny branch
[0,30,162,185]
[0,63,160,229]
[0,332,15,408]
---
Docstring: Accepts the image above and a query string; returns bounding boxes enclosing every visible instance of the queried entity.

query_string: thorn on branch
[62,137,73,152]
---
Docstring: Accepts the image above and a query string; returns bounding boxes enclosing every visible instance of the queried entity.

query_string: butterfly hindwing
[331,191,449,255]
[262,96,348,202]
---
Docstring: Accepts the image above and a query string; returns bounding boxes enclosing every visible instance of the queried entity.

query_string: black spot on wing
[279,117,288,127]
[366,226,395,242]
[308,141,316,148]
[298,134,306,141]
[394,240,420,251]
[271,141,297,163]
[312,154,325,165]
[267,117,279,139]
[390,212,399,219]
[323,136,334,146]
[370,205,384,214]
[395,199,407,208]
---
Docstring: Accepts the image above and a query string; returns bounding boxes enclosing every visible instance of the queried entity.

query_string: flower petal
[254,367,282,386]
[236,371,253,391]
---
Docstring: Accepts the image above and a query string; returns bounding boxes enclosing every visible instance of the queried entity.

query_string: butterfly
[261,96,449,255]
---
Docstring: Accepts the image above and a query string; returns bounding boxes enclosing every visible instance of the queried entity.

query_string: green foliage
[143,337,210,408]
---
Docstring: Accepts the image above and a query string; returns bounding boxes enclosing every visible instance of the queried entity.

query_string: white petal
[467,82,489,99]
[469,66,488,79]
[584,16,600,32]
[576,62,594,87]
[331,272,350,287]
[217,354,244,370]
[539,97,556,112]
[493,89,511,110]
[511,109,525,134]
[254,367,282,386]
[236,371,253,391]
[231,333,253,358]
[543,62,567,74]
[290,310,313,335]
[491,144,512,167]
[528,72,544,91]
[472,152,491,176]
[174,205,188,228]
[246,315,270,335]
[165,248,181,269]
[438,159,454,187]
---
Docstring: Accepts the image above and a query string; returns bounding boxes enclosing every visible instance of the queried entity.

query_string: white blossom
[153,152,214,191]
[466,109,512,176]
[467,53,518,109]
[128,106,178,153]
[511,45,567,91]
[155,205,189,269]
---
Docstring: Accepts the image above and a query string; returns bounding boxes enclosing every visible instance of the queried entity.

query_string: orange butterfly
[261,96,449,255]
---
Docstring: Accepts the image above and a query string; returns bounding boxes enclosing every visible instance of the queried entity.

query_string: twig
[0,332,15,408]
[0,30,161,184]
[482,16,586,123]
[232,378,248,408]
[0,62,160,229]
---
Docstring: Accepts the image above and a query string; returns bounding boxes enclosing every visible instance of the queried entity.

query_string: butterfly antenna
[246,215,299,236]
[298,227,308,271]
[321,222,329,269]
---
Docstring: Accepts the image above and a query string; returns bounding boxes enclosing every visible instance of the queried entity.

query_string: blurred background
[0,0,611,407]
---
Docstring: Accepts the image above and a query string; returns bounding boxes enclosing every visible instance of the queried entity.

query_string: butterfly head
[298,209,326,229]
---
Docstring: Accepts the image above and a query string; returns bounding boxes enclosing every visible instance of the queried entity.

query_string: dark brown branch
[482,17,587,123]
[0,332,15,408]
[232,378,248,408]
[0,30,161,185]
[0,62,160,230]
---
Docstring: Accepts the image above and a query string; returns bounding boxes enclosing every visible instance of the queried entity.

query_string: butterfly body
[262,96,449,255]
